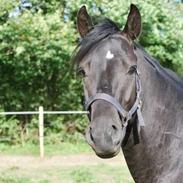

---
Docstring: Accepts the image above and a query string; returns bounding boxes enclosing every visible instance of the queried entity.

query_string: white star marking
[105,50,114,60]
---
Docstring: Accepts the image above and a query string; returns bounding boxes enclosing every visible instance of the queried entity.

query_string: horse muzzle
[85,120,124,159]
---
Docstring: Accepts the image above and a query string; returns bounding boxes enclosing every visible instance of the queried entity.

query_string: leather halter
[85,67,145,146]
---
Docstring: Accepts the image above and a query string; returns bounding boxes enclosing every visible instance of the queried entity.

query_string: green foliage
[30,0,64,14]
[0,0,19,24]
[0,0,182,144]
[0,10,78,111]
[0,114,20,144]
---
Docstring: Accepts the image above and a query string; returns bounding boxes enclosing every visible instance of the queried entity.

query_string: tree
[0,0,182,143]
[0,1,81,142]
[63,0,183,74]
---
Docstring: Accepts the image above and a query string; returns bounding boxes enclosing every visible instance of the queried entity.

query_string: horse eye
[127,65,137,75]
[77,67,86,77]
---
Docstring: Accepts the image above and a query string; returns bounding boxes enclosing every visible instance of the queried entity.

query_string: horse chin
[94,148,121,159]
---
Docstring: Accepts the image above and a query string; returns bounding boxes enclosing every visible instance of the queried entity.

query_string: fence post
[39,106,44,158]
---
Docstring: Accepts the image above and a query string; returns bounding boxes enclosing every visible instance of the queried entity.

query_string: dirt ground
[0,153,126,169]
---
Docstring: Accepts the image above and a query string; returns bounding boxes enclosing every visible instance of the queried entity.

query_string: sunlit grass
[0,141,91,156]
[0,141,134,183]
[0,164,134,183]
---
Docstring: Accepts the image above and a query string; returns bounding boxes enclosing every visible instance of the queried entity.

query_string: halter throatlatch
[85,68,145,146]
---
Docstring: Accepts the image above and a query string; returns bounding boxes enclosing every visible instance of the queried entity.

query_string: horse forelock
[72,19,120,66]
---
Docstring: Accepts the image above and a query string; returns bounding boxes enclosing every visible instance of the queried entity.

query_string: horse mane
[72,19,120,65]
[135,43,183,88]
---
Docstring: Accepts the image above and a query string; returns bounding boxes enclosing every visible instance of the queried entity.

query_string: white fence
[0,106,89,158]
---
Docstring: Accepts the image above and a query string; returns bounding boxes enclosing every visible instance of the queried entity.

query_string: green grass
[0,176,31,183]
[68,165,134,183]
[0,164,134,183]
[0,141,91,156]
[0,141,134,183]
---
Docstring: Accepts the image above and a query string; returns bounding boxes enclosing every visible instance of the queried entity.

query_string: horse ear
[77,6,93,38]
[123,4,141,40]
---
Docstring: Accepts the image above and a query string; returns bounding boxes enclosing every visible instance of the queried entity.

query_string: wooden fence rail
[0,107,89,158]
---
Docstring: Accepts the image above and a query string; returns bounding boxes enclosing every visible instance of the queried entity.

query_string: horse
[72,4,183,183]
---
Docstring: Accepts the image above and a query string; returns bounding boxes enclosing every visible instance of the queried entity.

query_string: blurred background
[0,0,182,183]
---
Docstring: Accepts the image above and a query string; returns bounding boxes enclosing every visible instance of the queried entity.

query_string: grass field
[0,142,134,183]
[0,142,91,156]
[0,164,134,183]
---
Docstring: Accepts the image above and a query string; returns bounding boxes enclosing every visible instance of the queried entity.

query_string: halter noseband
[85,68,145,146]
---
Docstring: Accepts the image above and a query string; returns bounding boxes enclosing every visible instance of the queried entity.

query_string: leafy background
[0,0,183,145]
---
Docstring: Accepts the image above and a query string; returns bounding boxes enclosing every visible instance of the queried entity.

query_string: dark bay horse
[73,4,183,183]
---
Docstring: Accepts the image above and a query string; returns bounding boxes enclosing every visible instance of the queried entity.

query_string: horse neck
[122,48,183,183]
[138,51,183,125]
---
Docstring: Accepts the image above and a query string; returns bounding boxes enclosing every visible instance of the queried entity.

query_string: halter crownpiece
[85,67,145,146]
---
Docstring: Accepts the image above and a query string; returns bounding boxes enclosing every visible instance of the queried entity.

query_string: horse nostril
[116,140,120,146]
[112,125,117,132]
[89,127,95,143]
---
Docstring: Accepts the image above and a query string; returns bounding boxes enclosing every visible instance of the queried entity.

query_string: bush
[0,0,182,145]
[0,113,20,144]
